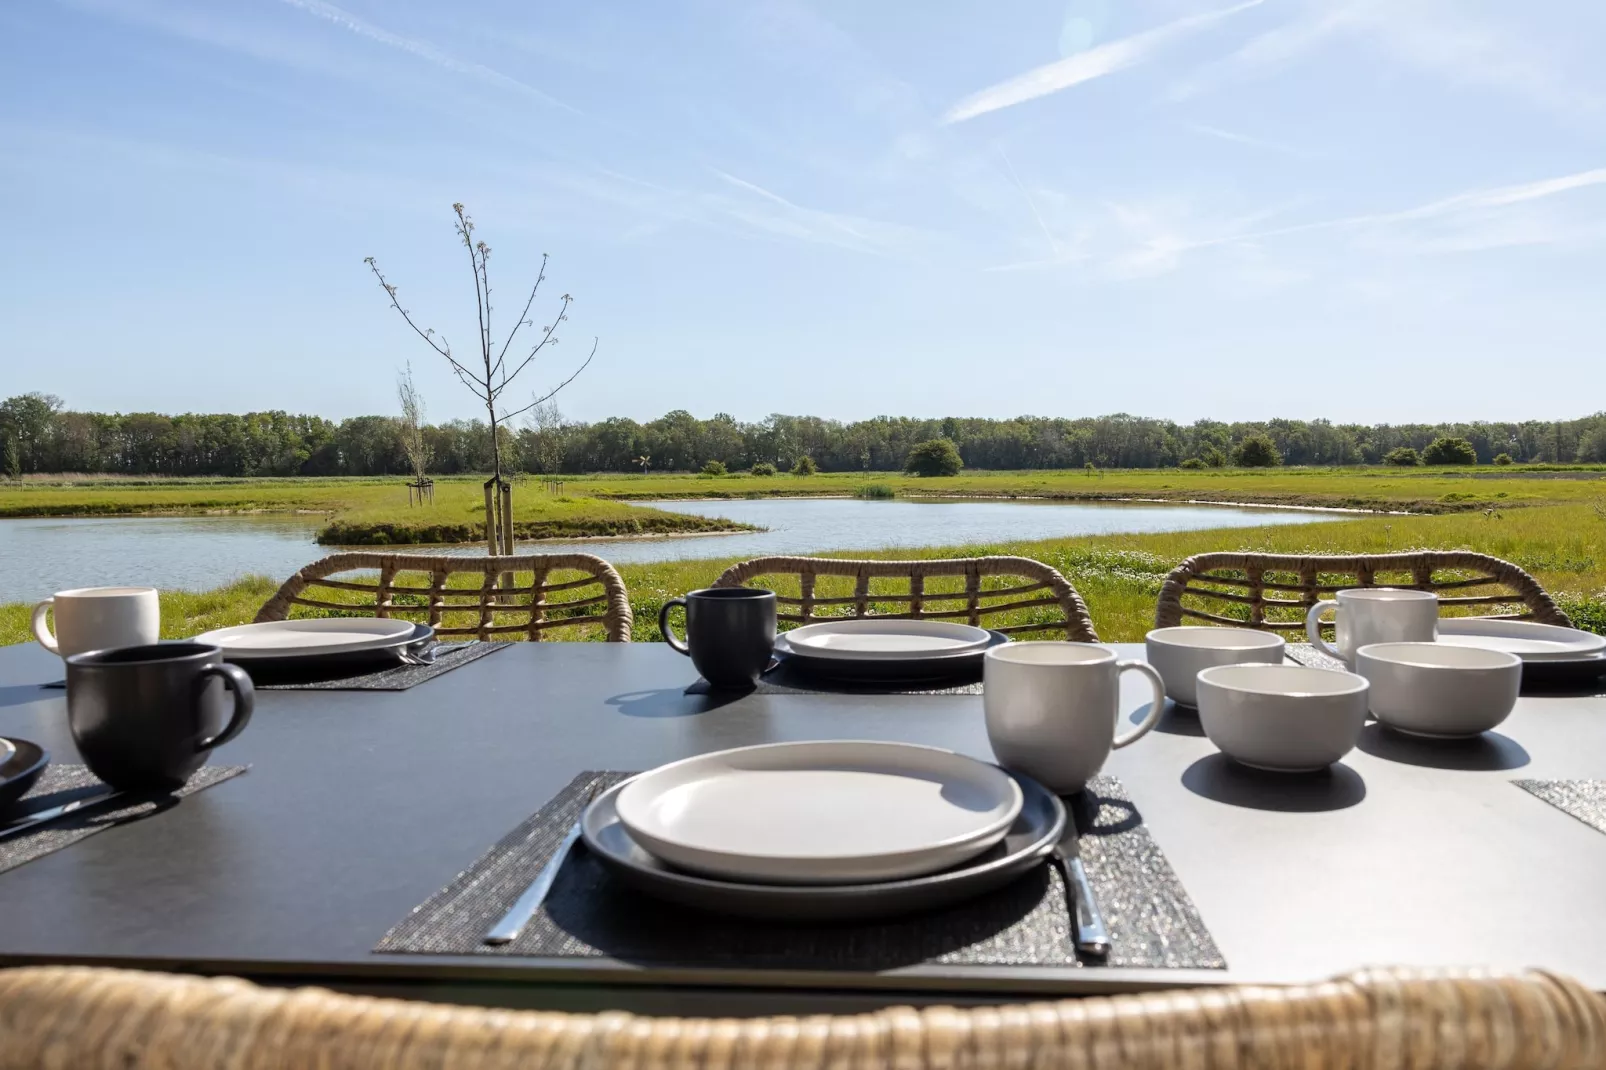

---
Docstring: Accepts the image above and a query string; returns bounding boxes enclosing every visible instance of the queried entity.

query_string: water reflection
[626,498,1337,562]
[0,497,1339,603]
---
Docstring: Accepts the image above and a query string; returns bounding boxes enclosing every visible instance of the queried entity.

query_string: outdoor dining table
[0,638,1604,1014]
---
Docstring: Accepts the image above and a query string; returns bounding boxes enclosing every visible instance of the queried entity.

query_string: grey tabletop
[1,639,1604,1012]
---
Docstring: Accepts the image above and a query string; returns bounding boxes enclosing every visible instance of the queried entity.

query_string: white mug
[31,586,160,658]
[983,642,1166,794]
[1305,588,1438,665]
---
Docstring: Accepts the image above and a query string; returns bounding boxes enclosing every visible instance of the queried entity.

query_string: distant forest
[2,393,1604,477]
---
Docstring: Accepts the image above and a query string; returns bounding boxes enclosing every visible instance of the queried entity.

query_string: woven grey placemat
[375,771,1223,971]
[252,642,510,690]
[1514,780,1606,835]
[1,764,247,875]
[1285,643,1348,672]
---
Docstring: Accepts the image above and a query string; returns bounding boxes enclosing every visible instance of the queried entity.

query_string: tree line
[3,393,1604,477]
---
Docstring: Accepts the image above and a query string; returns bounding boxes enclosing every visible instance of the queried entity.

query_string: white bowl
[1354,642,1522,738]
[1145,626,1286,707]
[1195,664,1369,772]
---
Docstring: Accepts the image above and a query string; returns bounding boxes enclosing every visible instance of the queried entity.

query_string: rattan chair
[255,552,632,642]
[712,555,1097,641]
[1155,551,1570,632]
[1,965,1602,1069]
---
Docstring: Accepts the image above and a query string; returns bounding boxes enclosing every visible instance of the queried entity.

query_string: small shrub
[1557,593,1606,636]
[1384,447,1421,467]
[1234,433,1282,468]
[1179,457,1205,469]
[750,462,776,477]
[790,455,817,476]
[699,460,727,477]
[1201,446,1227,468]
[904,438,964,477]
[1423,436,1477,465]
[855,483,895,499]
[1493,452,1514,466]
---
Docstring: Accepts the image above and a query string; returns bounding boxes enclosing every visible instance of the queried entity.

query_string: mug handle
[1305,600,1342,658]
[1113,660,1167,748]
[30,598,59,654]
[195,663,255,751]
[658,597,690,655]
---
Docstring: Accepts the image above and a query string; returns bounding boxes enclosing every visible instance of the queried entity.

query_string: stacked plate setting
[580,741,1066,920]
[0,737,50,811]
[1435,618,1606,685]
[774,619,1004,683]
[194,618,433,670]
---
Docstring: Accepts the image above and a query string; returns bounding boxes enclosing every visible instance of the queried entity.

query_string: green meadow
[4,464,1605,544]
[0,476,747,544]
[4,494,1602,646]
[566,464,1606,514]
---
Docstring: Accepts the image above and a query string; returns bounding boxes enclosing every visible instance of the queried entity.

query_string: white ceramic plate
[614,741,1024,885]
[779,619,993,662]
[1436,618,1606,662]
[194,618,417,660]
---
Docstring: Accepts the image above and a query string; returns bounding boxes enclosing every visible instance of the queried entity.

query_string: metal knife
[1054,806,1111,958]
[483,789,595,946]
[0,789,123,845]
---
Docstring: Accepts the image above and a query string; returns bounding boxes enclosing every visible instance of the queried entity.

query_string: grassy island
[0,476,754,545]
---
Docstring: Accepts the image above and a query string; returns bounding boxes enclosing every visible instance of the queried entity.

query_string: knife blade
[483,788,595,946]
[1053,802,1111,958]
[0,789,123,845]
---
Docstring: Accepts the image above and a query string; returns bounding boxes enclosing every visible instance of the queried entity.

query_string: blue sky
[2,0,1602,425]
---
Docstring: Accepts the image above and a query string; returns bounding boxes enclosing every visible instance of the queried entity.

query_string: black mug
[65,642,254,791]
[659,588,777,687]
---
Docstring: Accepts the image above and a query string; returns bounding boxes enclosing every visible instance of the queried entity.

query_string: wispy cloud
[276,0,574,112]
[943,0,1266,124]
[1170,4,1353,100]
[1086,165,1606,267]
[708,169,926,255]
[1184,122,1319,159]
[539,162,931,257]
[983,193,1291,278]
[1221,166,1606,245]
[54,0,576,114]
[984,166,1606,278]
[1176,0,1600,116]
[996,148,1061,259]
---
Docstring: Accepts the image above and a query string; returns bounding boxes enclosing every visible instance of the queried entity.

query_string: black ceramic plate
[581,771,1064,921]
[773,629,1009,684]
[1520,656,1606,687]
[0,739,50,812]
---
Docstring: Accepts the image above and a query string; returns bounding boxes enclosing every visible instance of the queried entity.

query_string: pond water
[0,498,1339,604]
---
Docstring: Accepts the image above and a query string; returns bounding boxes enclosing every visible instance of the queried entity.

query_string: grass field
[0,476,749,544]
[6,500,1602,646]
[563,465,1606,513]
[9,464,1605,525]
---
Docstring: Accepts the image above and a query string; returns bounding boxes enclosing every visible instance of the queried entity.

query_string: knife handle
[0,790,122,845]
[483,819,584,946]
[1065,856,1111,957]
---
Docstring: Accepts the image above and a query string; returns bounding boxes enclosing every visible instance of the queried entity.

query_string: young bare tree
[396,362,433,505]
[365,203,597,556]
[524,399,568,476]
